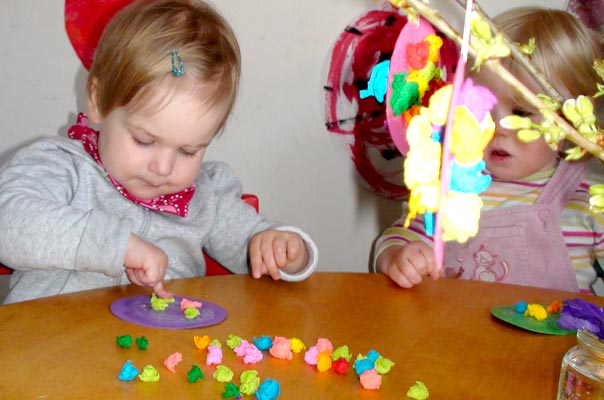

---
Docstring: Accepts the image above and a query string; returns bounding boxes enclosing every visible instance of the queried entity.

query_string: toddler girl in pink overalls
[374,7,604,295]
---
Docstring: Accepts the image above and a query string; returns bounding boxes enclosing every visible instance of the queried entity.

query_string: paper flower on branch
[469,13,510,70]
[589,184,604,213]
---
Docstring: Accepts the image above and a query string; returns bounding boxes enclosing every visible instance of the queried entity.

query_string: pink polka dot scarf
[67,113,195,217]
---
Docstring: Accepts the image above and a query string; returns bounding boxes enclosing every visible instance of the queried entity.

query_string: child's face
[472,68,559,180]
[88,83,223,200]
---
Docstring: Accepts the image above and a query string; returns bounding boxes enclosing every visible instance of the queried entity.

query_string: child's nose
[149,150,175,177]
[492,114,512,137]
[493,123,514,138]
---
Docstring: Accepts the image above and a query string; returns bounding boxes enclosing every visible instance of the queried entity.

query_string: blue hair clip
[171,49,185,77]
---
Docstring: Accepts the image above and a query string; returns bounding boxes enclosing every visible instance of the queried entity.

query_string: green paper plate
[490,304,576,335]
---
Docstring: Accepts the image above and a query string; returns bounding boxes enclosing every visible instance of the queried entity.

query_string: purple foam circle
[110,295,227,329]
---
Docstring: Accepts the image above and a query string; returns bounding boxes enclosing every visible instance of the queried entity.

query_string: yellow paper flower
[425,34,443,63]
[427,84,453,126]
[450,105,495,165]
[441,192,483,242]
[403,108,442,226]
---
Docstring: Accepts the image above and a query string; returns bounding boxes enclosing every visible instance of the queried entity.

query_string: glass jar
[557,330,604,400]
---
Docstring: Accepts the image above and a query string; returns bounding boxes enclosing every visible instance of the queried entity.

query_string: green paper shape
[187,365,205,382]
[490,304,576,335]
[407,381,429,400]
[116,334,133,348]
[135,336,149,350]
[222,382,240,398]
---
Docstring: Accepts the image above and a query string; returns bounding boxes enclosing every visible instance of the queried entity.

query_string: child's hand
[376,241,440,288]
[124,234,172,298]
[249,230,309,280]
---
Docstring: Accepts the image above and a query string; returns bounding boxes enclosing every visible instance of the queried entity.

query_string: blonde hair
[495,7,602,100]
[88,0,241,132]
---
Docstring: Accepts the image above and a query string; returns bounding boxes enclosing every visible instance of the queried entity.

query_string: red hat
[323,5,458,199]
[65,0,134,70]
[323,6,410,199]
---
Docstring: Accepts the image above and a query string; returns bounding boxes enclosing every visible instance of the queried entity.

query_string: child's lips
[141,178,168,188]
[489,148,511,162]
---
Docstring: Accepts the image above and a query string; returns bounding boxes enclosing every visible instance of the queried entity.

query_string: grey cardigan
[0,136,317,303]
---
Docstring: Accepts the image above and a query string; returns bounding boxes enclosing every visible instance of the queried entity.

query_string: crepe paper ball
[365,350,381,362]
[116,334,133,348]
[138,365,160,382]
[187,365,205,383]
[206,345,223,366]
[359,369,382,390]
[269,337,293,360]
[449,160,491,195]
[316,351,333,372]
[184,306,200,319]
[240,370,261,396]
[213,365,234,383]
[390,73,420,117]
[304,346,319,366]
[210,338,223,348]
[234,340,251,356]
[253,335,273,351]
[441,192,483,243]
[332,345,352,362]
[118,360,139,381]
[180,298,202,311]
[150,293,175,311]
[243,348,264,364]
[558,298,604,339]
[407,381,430,400]
[525,304,548,321]
[559,314,600,336]
[354,357,375,376]
[194,334,212,350]
[164,352,183,372]
[235,340,264,364]
[227,334,242,350]
[222,382,241,398]
[332,358,351,375]
[289,337,306,353]
[374,356,395,374]
[255,378,280,400]
[359,60,391,103]
[514,301,528,314]
[546,300,563,314]
[135,336,149,350]
[315,338,333,354]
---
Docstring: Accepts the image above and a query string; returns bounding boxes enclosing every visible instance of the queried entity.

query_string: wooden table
[0,272,600,399]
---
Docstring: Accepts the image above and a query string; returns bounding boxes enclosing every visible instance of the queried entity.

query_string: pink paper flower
[205,345,223,366]
[163,352,182,372]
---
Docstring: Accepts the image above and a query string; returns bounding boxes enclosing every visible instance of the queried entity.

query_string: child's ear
[87,78,102,124]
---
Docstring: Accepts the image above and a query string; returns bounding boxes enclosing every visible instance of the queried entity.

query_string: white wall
[0,0,566,273]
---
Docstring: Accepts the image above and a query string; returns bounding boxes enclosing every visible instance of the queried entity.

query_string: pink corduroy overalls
[443,160,588,292]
